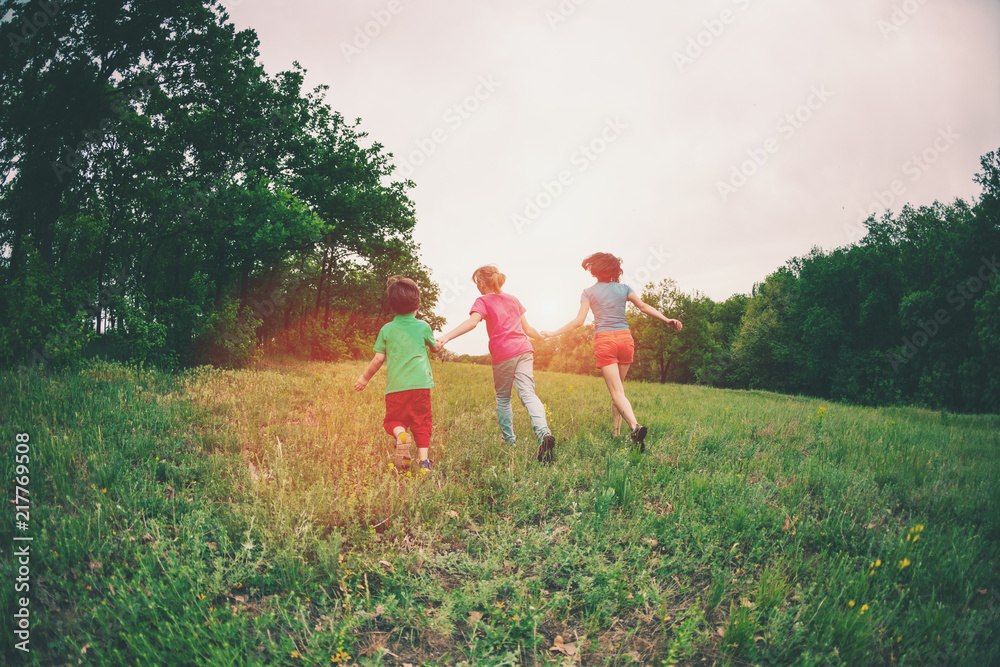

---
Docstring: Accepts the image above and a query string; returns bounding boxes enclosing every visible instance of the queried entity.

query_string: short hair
[582,252,623,283]
[471,265,506,293]
[386,275,421,314]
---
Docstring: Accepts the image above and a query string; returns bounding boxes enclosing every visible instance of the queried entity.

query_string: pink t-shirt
[471,293,534,364]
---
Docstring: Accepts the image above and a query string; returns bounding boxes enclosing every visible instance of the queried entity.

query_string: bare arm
[520,315,544,342]
[627,292,683,330]
[541,302,591,338]
[354,352,387,391]
[435,313,483,347]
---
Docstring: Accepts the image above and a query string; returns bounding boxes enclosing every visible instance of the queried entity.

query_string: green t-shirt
[373,313,436,394]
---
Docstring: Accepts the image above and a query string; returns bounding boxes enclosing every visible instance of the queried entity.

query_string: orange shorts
[593,329,634,368]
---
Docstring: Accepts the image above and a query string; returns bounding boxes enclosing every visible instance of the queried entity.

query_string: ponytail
[472,265,506,293]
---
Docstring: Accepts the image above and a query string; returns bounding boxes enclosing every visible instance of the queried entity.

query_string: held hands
[539,331,554,340]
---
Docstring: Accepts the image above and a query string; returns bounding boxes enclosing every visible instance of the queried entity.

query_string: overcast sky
[224,0,1000,355]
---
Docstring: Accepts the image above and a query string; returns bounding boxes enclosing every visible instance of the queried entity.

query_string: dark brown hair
[582,252,623,283]
[386,275,421,314]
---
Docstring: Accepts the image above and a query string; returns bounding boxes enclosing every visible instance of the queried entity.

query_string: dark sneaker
[630,425,648,453]
[417,458,433,473]
[537,434,556,463]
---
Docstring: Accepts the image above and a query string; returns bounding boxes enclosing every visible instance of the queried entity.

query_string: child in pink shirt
[436,265,556,463]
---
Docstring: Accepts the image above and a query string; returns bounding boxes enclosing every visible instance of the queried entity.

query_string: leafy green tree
[729,268,799,392]
[1,1,440,369]
[711,294,749,350]
[533,326,597,377]
[964,150,1000,412]
[629,279,681,383]
[629,280,715,384]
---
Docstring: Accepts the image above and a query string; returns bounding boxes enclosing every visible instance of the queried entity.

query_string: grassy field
[2,358,999,666]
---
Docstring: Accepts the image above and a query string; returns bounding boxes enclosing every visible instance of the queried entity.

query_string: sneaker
[394,432,411,471]
[417,458,433,473]
[630,425,648,453]
[537,434,556,463]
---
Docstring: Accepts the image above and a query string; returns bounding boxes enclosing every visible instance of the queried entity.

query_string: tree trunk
[315,248,329,315]
[660,354,671,384]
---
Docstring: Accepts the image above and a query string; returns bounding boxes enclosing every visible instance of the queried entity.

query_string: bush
[198,297,263,368]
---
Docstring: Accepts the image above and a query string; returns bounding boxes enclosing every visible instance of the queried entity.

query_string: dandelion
[899,558,911,569]
[860,604,869,615]
[848,600,855,607]
[290,651,300,659]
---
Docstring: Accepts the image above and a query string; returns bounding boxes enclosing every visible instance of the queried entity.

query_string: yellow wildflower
[899,558,911,569]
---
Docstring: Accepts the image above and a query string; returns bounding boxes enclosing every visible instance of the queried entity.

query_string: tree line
[1,0,439,371]
[3,2,997,414]
[497,152,998,414]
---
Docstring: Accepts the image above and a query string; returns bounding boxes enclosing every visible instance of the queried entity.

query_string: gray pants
[492,351,551,444]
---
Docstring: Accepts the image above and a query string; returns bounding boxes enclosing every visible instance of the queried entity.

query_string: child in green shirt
[355,276,441,472]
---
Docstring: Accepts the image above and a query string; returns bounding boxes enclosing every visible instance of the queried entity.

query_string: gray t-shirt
[581,282,634,332]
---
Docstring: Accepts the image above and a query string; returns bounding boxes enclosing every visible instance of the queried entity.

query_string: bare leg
[391,426,410,470]
[611,363,631,435]
[601,363,638,433]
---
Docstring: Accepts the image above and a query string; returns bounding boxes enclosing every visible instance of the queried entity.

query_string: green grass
[2,358,999,665]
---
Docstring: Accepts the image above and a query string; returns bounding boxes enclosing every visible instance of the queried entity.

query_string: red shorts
[593,329,635,368]
[383,388,432,446]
